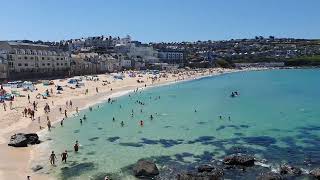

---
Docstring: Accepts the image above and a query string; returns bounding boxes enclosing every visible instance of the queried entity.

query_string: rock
[133,159,159,178]
[310,168,320,179]
[25,133,40,144]
[8,133,40,147]
[32,165,43,172]
[223,154,255,166]
[198,164,215,173]
[257,172,283,180]
[279,164,302,175]
[8,133,28,147]
[177,170,224,180]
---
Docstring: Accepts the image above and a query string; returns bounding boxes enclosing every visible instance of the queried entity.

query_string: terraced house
[0,41,71,79]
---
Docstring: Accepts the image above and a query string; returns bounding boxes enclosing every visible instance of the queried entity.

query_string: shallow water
[38,69,320,179]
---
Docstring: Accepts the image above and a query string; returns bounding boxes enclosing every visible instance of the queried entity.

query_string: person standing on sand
[65,109,68,118]
[49,151,57,165]
[9,101,13,110]
[60,118,64,126]
[76,107,79,113]
[61,150,68,163]
[3,102,7,111]
[69,100,73,108]
[28,94,30,103]
[96,87,99,93]
[47,120,52,131]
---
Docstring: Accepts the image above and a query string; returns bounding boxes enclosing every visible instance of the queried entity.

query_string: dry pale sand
[0,68,262,180]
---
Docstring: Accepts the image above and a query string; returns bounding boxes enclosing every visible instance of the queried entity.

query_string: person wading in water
[49,151,57,165]
[61,150,68,163]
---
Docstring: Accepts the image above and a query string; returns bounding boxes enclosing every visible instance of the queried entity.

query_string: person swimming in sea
[150,114,153,120]
[140,120,144,127]
[121,121,124,127]
[113,117,115,121]
[80,119,83,125]
[83,115,87,120]
[219,115,222,120]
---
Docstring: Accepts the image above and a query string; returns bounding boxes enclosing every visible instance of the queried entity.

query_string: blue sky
[0,0,319,42]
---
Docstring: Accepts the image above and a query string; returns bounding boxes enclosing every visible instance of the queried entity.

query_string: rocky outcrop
[310,168,320,179]
[177,170,224,180]
[8,133,40,147]
[198,164,215,173]
[24,133,41,144]
[223,154,255,166]
[257,172,283,180]
[279,164,302,175]
[31,165,43,172]
[133,159,159,178]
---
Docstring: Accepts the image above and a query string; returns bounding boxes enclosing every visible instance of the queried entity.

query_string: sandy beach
[0,67,267,180]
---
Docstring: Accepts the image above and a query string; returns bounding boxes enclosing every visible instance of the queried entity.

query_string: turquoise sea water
[40,69,320,179]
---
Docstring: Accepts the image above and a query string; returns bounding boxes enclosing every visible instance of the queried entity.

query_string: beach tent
[7,81,23,88]
[112,73,125,80]
[43,80,50,86]
[68,79,78,84]
[22,81,35,91]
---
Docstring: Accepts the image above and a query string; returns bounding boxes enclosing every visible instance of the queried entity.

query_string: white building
[158,50,184,64]
[121,59,132,68]
[127,44,159,64]
[0,41,71,76]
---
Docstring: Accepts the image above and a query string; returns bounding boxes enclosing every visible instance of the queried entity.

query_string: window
[30,57,34,60]
[47,57,50,60]
[56,58,59,60]
[61,63,63,66]
[47,63,50,66]
[56,63,59,66]
[24,56,27,60]
[18,63,22,66]
[25,63,28,66]
[42,63,45,66]
[18,57,21,60]
[61,58,63,60]
[42,57,45,60]
[65,63,68,66]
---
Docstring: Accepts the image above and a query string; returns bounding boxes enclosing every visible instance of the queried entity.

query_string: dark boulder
[133,159,159,178]
[177,170,224,180]
[257,172,283,180]
[31,165,43,172]
[8,133,40,147]
[198,164,215,173]
[8,133,28,147]
[223,154,255,166]
[279,164,302,175]
[25,133,40,144]
[310,168,320,179]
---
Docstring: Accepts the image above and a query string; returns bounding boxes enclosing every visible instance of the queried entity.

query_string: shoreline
[0,67,274,180]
